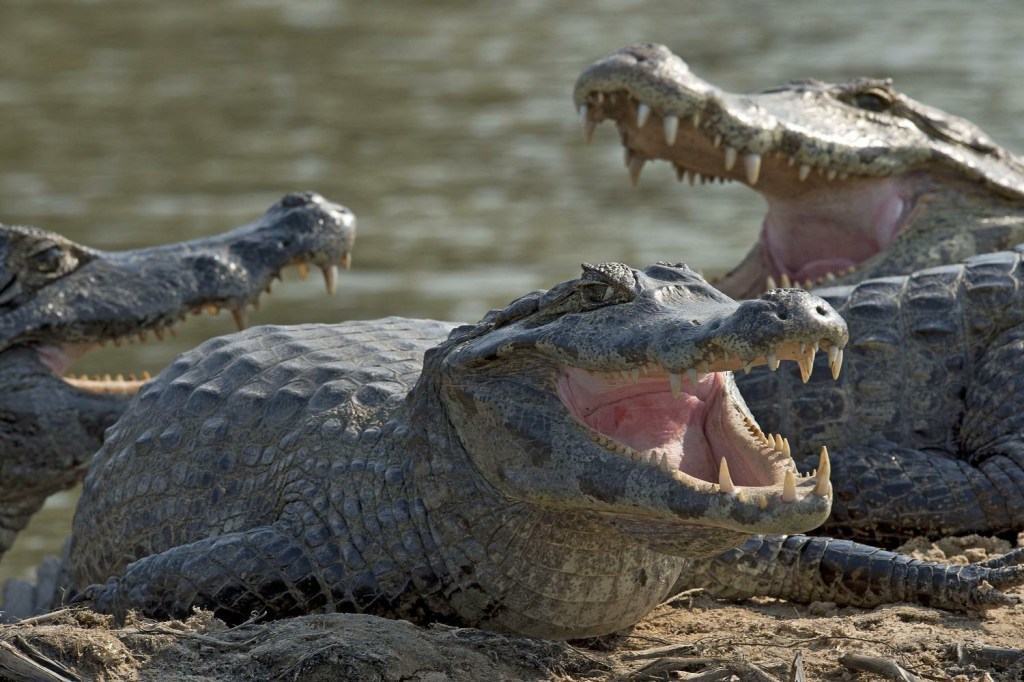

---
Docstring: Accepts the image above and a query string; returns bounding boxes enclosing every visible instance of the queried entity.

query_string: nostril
[815,305,829,316]
[776,311,789,320]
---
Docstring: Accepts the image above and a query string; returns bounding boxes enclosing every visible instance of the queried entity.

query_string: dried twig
[839,652,921,681]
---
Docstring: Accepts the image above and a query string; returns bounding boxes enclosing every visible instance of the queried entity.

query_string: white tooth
[718,458,735,493]
[827,345,839,365]
[782,470,797,503]
[798,164,811,181]
[825,271,836,282]
[830,348,844,380]
[663,115,679,145]
[630,368,640,383]
[782,438,791,457]
[787,156,796,167]
[670,373,683,399]
[322,265,338,295]
[798,353,814,383]
[628,156,645,187]
[744,153,762,185]
[799,342,807,354]
[773,434,785,451]
[827,168,837,180]
[637,102,651,128]
[814,446,831,497]
[765,275,777,290]
[648,451,658,466]
[724,146,738,171]
[743,363,752,375]
[659,452,670,473]
[766,352,780,371]
[713,134,722,148]
[596,92,604,104]
[687,368,699,387]
[701,360,710,374]
[580,105,597,143]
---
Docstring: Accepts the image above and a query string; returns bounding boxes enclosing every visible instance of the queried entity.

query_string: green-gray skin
[573,43,1024,299]
[0,192,355,561]
[575,44,1024,543]
[63,263,1024,640]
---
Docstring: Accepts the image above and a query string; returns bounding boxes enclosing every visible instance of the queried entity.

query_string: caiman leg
[681,535,1024,611]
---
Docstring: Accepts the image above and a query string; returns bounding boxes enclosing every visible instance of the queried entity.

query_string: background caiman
[0,191,355,562]
[575,44,1024,544]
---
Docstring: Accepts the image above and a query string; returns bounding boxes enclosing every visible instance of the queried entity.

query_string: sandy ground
[0,536,1021,682]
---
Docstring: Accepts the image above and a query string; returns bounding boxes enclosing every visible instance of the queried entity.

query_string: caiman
[573,43,1024,299]
[574,44,1024,544]
[0,191,355,561]
[59,262,1024,640]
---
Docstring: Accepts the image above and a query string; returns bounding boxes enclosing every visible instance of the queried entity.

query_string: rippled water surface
[3,1,1024,580]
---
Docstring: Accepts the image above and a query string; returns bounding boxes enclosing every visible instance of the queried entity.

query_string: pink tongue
[584,392,704,453]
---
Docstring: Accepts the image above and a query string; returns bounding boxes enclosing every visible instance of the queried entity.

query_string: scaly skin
[60,263,1024,639]
[573,43,1024,298]
[0,191,355,560]
[574,45,1024,544]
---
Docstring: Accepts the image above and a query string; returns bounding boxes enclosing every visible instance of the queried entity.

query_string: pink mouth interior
[558,367,760,484]
[761,177,908,282]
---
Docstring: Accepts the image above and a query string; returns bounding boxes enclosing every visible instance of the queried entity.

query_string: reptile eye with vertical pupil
[850,90,893,112]
[31,246,65,274]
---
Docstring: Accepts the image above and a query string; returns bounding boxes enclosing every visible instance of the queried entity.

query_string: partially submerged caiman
[0,191,355,560]
[574,45,1024,544]
[573,42,1024,298]
[48,263,1024,640]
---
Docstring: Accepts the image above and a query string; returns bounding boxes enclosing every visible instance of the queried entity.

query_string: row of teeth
[600,341,842,390]
[579,94,863,187]
[590,422,832,502]
[93,262,341,347]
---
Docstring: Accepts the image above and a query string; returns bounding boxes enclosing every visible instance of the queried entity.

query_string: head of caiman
[573,43,1024,297]
[424,260,847,559]
[0,191,354,553]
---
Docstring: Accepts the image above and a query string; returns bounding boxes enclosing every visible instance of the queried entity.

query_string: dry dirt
[0,535,1021,682]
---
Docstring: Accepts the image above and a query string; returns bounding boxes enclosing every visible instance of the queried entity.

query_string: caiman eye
[850,89,893,112]
[579,262,637,304]
[31,245,65,274]
[579,282,616,304]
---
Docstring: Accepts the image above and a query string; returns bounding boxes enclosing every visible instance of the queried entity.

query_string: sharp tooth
[595,92,604,104]
[798,352,814,383]
[137,331,148,342]
[340,252,352,270]
[628,156,645,187]
[648,451,658,466]
[154,327,165,341]
[803,279,813,289]
[743,363,752,374]
[798,164,811,181]
[637,102,651,128]
[825,271,836,282]
[758,496,767,510]
[630,368,640,383]
[663,115,679,145]
[669,373,683,398]
[322,265,338,295]
[773,434,784,451]
[630,450,643,462]
[766,352,780,371]
[701,360,710,374]
[787,156,796,167]
[827,168,837,181]
[231,308,248,330]
[765,275,777,290]
[297,263,310,280]
[687,368,699,387]
[659,452,670,473]
[713,134,722,148]
[827,345,839,365]
[718,458,736,493]
[830,348,844,380]
[580,105,596,143]
[724,147,738,171]
[169,323,180,338]
[782,438,791,457]
[779,273,791,288]
[782,470,797,503]
[691,111,701,128]
[686,170,696,186]
[674,164,685,182]
[744,153,762,185]
[814,446,831,497]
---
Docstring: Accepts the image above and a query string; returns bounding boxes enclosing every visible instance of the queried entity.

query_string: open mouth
[576,91,921,297]
[556,341,841,499]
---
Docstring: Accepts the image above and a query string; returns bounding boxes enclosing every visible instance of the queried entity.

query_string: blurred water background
[3,0,1024,580]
